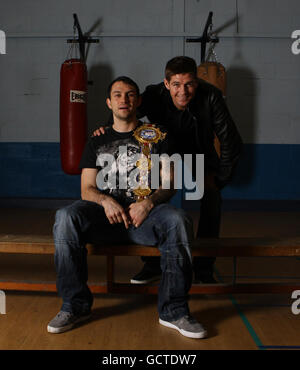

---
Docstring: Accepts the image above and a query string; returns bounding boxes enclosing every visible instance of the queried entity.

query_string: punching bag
[197,61,226,157]
[197,61,226,97]
[60,58,87,175]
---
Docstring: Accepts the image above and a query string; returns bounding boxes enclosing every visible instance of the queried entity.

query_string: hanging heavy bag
[197,61,226,97]
[60,58,87,175]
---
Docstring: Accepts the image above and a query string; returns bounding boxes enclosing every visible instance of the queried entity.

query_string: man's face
[106,81,141,121]
[164,73,198,110]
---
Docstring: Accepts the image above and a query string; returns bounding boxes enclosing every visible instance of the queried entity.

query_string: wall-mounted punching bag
[60,58,87,175]
[197,61,226,97]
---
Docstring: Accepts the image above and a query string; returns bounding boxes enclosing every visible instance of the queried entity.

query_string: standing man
[48,76,207,339]
[94,56,243,284]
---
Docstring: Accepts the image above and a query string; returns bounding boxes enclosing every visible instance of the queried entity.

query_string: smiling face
[164,73,198,110]
[106,81,141,121]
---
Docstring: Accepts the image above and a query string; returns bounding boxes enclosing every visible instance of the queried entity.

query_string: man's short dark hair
[165,56,197,81]
[107,76,140,98]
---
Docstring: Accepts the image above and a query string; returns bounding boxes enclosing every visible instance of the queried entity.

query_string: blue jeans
[53,200,194,322]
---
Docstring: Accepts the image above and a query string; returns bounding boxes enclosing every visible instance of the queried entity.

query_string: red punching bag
[60,58,87,175]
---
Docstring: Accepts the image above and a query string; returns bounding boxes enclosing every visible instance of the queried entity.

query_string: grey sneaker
[159,315,207,339]
[47,310,91,334]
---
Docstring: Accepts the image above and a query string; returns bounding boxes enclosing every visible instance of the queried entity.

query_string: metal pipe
[5,33,292,39]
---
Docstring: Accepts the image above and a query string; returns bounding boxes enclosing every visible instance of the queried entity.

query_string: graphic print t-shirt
[79,122,171,207]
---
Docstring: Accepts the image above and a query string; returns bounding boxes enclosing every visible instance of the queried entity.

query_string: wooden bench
[1,234,300,294]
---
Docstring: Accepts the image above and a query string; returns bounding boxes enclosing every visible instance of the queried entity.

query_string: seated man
[47,76,207,339]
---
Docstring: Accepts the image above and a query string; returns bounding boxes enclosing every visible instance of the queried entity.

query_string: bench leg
[107,255,115,292]
[233,257,237,285]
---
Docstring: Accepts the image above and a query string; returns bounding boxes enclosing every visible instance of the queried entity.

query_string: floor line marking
[215,268,264,350]
[259,345,300,349]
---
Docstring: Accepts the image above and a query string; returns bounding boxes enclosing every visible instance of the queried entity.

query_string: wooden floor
[0,208,300,350]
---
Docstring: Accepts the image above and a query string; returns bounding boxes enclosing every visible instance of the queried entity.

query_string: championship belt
[133,123,167,201]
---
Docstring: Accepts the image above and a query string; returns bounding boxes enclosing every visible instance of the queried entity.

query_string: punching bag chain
[66,25,79,60]
[206,23,219,62]
[206,39,218,63]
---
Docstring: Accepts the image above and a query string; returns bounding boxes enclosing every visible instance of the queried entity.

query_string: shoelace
[181,315,199,325]
[58,311,73,319]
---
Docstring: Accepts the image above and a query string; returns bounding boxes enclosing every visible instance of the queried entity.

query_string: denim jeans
[193,187,222,275]
[53,200,194,322]
[142,187,222,276]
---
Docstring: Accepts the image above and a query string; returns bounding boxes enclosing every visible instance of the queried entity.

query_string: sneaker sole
[47,313,92,334]
[159,318,207,339]
[130,276,161,284]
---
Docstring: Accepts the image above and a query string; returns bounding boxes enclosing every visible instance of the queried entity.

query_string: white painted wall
[0,0,299,143]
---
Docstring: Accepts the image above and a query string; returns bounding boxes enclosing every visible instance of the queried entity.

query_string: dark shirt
[80,122,171,207]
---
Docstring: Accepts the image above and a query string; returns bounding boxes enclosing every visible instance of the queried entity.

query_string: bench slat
[0,280,299,295]
[0,235,300,256]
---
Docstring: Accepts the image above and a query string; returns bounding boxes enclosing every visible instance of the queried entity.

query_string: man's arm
[128,160,176,228]
[81,168,130,228]
[210,89,243,188]
[149,160,177,206]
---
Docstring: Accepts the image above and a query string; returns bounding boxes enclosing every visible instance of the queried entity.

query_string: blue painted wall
[0,143,81,198]
[222,144,300,200]
[0,143,299,201]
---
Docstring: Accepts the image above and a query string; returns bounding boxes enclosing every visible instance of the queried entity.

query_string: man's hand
[127,199,154,228]
[101,196,130,229]
[92,126,106,137]
[81,168,130,228]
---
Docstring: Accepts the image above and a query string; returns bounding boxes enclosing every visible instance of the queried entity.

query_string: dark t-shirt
[79,122,172,206]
